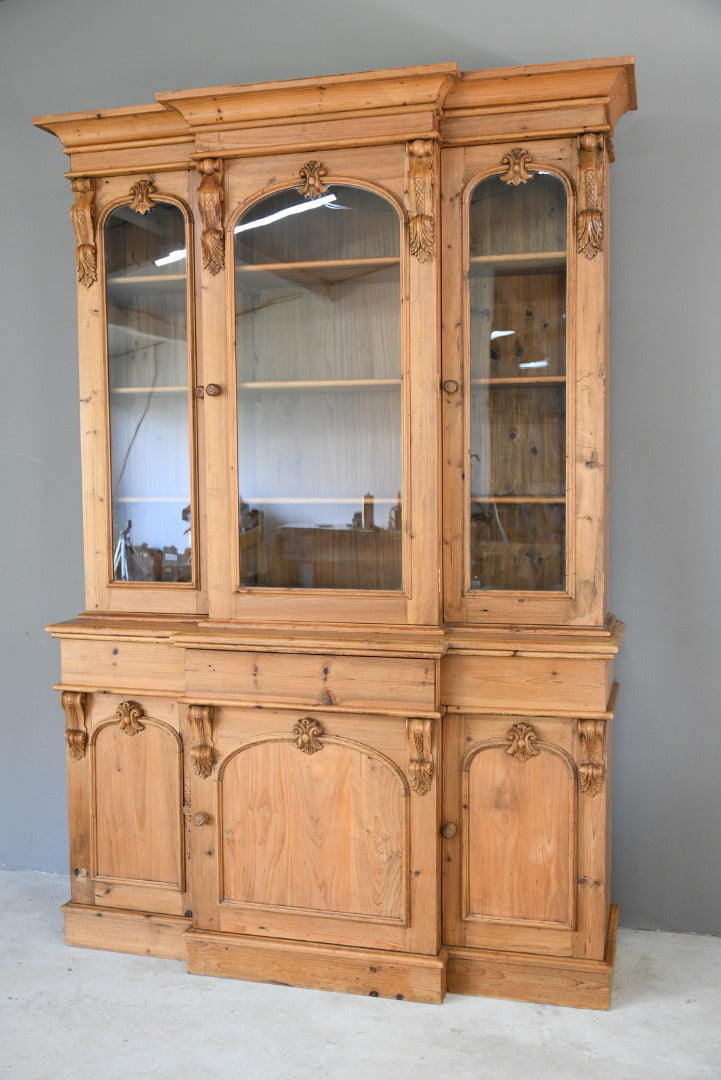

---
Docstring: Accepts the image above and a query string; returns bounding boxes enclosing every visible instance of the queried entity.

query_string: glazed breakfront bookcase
[37,56,636,1008]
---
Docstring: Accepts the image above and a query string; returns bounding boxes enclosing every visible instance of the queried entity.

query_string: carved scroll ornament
[116,700,145,737]
[406,140,435,262]
[129,179,157,215]
[506,721,539,762]
[298,161,328,200]
[197,158,225,275]
[500,148,533,187]
[577,133,604,258]
[61,691,88,760]
[578,720,606,797]
[294,717,324,754]
[69,178,97,288]
[407,718,434,795]
[188,704,215,778]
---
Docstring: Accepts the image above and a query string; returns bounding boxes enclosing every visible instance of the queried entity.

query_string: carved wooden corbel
[407,718,433,795]
[293,717,324,754]
[506,721,539,762]
[115,700,145,737]
[298,161,328,200]
[577,133,605,258]
[69,178,97,288]
[197,158,225,275]
[499,148,533,187]
[578,720,606,797]
[406,140,435,262]
[188,704,215,778]
[129,179,157,215]
[61,691,88,760]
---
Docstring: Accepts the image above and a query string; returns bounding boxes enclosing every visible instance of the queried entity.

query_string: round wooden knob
[441,822,457,839]
[193,811,210,826]
[205,383,222,397]
[443,379,459,394]
[194,386,204,397]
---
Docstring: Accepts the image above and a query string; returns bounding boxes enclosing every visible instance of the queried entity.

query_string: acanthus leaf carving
[506,721,539,762]
[70,177,97,288]
[61,691,88,760]
[129,179,157,215]
[298,161,328,200]
[578,719,606,797]
[407,717,434,795]
[197,158,225,275]
[500,148,533,186]
[116,700,145,737]
[406,140,435,262]
[293,716,324,754]
[188,704,215,778]
[577,133,605,259]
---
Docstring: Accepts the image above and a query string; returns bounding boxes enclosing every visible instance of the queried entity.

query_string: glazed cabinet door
[186,705,440,954]
[74,171,206,615]
[441,713,611,960]
[202,144,441,625]
[61,692,190,917]
[442,136,610,626]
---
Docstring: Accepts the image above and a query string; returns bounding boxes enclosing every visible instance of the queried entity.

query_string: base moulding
[61,902,618,1008]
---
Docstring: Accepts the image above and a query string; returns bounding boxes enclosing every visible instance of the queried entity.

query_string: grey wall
[2,0,720,935]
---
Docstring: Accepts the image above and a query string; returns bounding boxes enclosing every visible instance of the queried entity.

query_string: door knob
[193,811,211,826]
[441,822,457,839]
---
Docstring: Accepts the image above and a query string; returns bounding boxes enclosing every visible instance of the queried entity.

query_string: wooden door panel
[463,741,576,927]
[220,737,407,922]
[88,696,187,916]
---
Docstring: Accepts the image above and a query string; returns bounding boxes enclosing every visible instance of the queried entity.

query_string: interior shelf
[471,495,566,504]
[469,251,566,273]
[237,378,400,392]
[241,496,400,505]
[110,386,188,394]
[470,376,566,386]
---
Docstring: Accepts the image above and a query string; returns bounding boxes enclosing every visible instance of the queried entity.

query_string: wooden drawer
[440,653,614,714]
[60,636,186,693]
[184,648,437,711]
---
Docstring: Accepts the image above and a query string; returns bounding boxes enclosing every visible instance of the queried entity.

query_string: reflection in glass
[469,171,567,591]
[235,185,402,590]
[105,202,192,583]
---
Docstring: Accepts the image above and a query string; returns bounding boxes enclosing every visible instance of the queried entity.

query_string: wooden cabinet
[38,56,636,1007]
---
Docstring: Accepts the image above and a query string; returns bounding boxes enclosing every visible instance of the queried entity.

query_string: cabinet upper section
[34,58,636,173]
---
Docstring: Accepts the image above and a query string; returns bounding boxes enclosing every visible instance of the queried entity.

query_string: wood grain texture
[219,736,408,921]
[62,902,190,960]
[186,931,448,1003]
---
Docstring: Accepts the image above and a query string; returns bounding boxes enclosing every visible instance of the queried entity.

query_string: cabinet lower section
[52,617,622,1009]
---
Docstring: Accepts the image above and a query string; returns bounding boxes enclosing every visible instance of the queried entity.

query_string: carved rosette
[298,161,328,200]
[116,700,145,737]
[69,177,97,287]
[407,718,433,795]
[129,179,157,215]
[506,721,539,762]
[188,704,215,778]
[293,717,324,754]
[406,140,435,262]
[500,148,533,187]
[61,691,88,760]
[577,133,605,258]
[197,158,225,275]
[578,720,606,797]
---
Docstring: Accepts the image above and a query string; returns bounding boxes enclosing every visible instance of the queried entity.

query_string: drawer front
[60,637,185,693]
[185,649,437,711]
[441,653,613,714]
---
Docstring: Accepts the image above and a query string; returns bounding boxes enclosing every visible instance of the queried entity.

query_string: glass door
[99,189,201,613]
[234,185,402,593]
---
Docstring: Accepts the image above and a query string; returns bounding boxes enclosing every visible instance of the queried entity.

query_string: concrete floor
[1,870,719,1080]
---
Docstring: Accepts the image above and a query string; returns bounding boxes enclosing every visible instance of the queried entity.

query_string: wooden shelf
[235,256,399,290]
[471,495,566,505]
[469,251,566,273]
[113,496,190,503]
[241,496,400,505]
[237,378,400,392]
[470,376,565,386]
[110,386,187,394]
[107,273,186,288]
